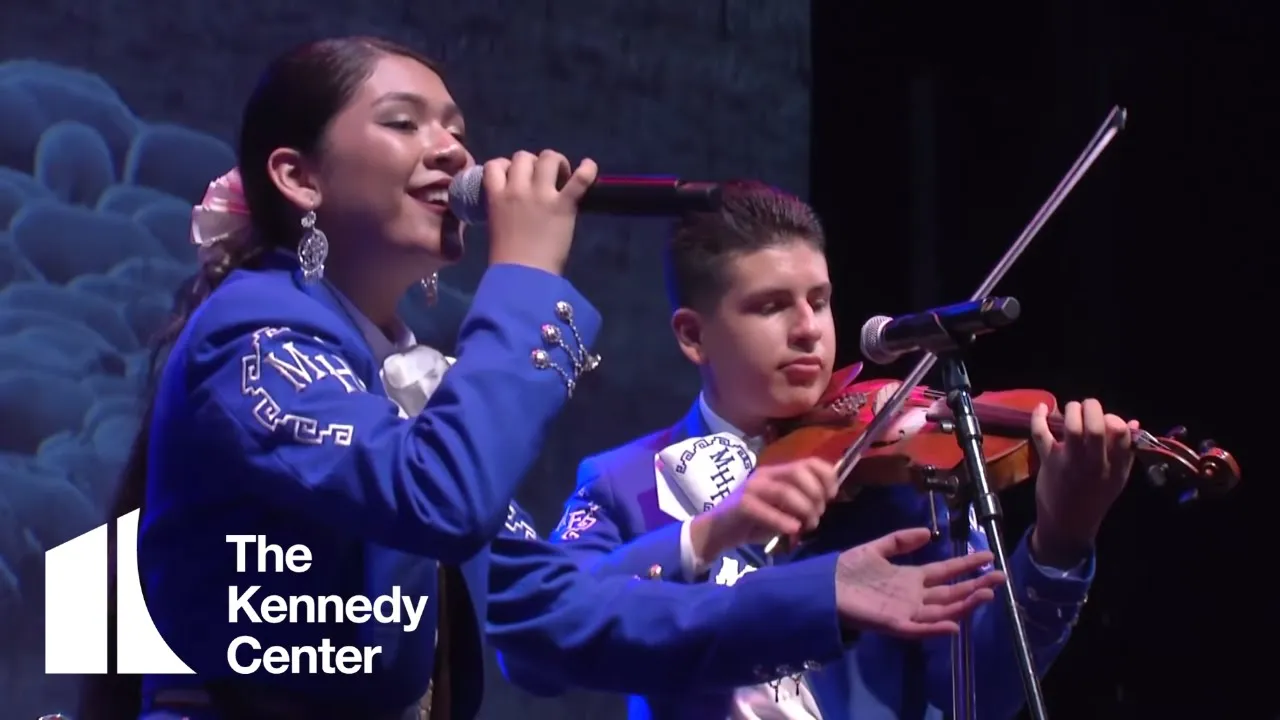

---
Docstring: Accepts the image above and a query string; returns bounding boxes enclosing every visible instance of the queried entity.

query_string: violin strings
[862,387,1164,449]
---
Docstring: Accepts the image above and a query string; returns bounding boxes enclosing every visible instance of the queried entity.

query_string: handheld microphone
[448,166,722,225]
[859,297,1021,365]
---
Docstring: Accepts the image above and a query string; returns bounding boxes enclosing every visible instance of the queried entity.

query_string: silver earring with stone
[421,272,439,306]
[297,210,329,282]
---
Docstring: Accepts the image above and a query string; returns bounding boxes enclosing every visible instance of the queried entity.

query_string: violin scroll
[1136,427,1240,502]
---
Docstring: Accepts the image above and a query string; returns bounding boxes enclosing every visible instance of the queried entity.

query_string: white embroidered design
[504,503,538,540]
[555,503,600,540]
[240,327,358,446]
[713,557,757,587]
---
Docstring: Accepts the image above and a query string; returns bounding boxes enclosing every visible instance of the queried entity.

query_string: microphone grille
[448,166,487,225]
[859,315,897,365]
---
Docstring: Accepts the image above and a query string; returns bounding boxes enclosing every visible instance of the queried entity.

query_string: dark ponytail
[76,35,441,720]
[75,233,267,720]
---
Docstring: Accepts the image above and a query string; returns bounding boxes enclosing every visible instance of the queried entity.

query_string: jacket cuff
[473,264,602,396]
[592,521,688,582]
[1011,526,1094,641]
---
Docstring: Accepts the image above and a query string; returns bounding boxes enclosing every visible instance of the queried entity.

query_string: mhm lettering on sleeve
[240,327,366,446]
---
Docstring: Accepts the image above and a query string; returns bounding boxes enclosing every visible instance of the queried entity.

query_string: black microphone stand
[766,105,1127,720]
[934,335,1047,720]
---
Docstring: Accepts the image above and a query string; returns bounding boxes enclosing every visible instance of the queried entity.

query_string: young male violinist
[505,181,1140,719]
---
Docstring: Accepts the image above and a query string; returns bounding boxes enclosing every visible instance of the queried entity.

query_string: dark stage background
[0,1,1268,718]
[815,2,1271,719]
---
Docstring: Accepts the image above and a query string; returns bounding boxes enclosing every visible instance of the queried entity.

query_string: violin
[758,362,1241,505]
[756,107,1240,573]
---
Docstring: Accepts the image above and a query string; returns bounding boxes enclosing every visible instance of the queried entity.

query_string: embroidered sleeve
[188,264,600,560]
[552,464,619,555]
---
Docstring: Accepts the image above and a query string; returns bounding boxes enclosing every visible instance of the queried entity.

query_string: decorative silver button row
[529,301,601,398]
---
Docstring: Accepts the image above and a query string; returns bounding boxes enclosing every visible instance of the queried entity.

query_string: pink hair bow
[190,168,250,263]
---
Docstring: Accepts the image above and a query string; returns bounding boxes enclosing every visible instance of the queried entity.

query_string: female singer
[76,36,1001,720]
[87,34,600,720]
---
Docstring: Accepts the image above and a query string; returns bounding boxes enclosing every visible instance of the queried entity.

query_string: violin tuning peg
[1146,463,1169,488]
[1165,426,1189,442]
[1197,438,1218,455]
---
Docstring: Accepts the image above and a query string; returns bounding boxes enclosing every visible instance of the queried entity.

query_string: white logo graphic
[48,510,433,676]
[44,508,193,675]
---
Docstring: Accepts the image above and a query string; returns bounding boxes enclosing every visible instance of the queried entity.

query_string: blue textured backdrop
[0,3,811,718]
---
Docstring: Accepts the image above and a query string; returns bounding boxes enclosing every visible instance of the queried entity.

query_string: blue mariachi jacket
[487,504,851,698]
[522,400,1094,720]
[138,254,851,718]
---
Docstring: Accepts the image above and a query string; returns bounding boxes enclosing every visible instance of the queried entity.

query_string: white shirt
[676,394,824,720]
[326,281,417,364]
[326,283,457,418]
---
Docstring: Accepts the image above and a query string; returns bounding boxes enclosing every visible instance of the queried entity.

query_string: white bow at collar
[381,346,455,417]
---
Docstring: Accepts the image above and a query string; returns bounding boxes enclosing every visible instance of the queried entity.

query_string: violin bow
[764,106,1128,555]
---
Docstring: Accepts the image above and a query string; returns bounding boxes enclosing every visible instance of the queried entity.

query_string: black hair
[663,180,825,312]
[77,36,442,720]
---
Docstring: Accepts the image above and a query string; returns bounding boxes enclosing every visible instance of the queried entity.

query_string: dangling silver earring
[421,272,439,306]
[297,210,328,282]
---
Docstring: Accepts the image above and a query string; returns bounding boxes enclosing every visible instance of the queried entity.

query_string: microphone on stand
[448,166,722,225]
[859,297,1021,365]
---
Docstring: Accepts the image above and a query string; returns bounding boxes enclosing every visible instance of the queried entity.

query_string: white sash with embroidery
[653,432,756,521]
[653,433,823,720]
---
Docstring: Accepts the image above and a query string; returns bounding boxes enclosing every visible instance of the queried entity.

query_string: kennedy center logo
[44,508,194,674]
[45,509,429,676]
